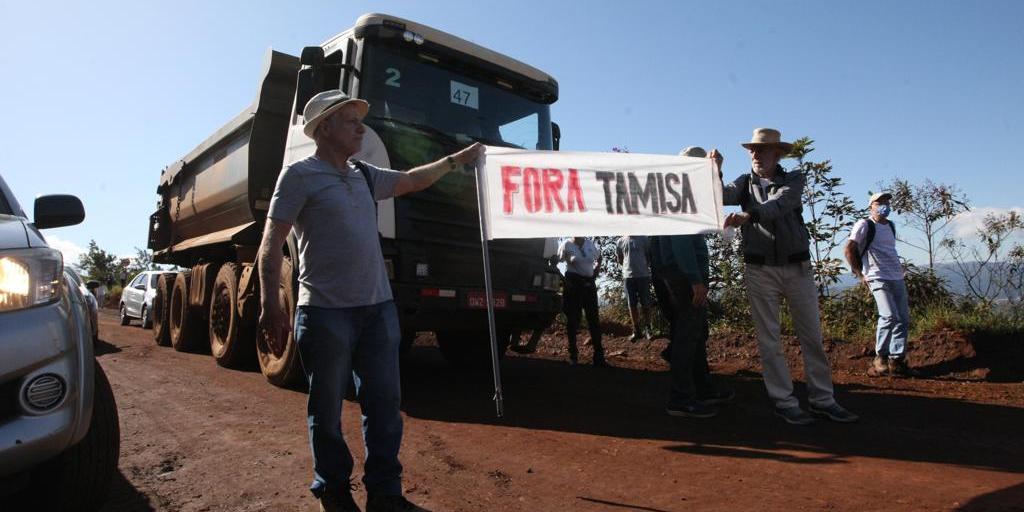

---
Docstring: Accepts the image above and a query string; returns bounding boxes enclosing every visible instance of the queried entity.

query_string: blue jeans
[295,301,403,498]
[869,279,910,359]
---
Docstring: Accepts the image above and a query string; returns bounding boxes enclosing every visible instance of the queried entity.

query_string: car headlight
[0,248,63,312]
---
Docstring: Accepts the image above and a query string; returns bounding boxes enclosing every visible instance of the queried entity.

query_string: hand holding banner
[479,147,723,240]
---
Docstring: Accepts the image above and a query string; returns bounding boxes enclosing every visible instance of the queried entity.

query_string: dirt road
[89,310,1023,512]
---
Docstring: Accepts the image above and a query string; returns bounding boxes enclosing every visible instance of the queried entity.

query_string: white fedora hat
[302,90,369,138]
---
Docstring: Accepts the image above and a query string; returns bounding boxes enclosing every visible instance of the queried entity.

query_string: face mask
[876,205,892,217]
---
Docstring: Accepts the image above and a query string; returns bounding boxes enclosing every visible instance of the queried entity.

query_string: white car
[118,270,168,329]
[0,173,120,509]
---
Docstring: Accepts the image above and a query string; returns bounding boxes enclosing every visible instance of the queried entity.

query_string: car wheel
[119,303,130,326]
[141,305,152,329]
[31,362,120,511]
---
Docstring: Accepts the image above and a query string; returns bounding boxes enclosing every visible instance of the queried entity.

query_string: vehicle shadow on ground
[955,481,1024,511]
[99,470,156,511]
[94,338,123,356]
[398,347,1024,476]
[1,471,151,511]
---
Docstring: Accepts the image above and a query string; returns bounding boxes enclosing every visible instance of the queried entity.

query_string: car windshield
[360,43,552,169]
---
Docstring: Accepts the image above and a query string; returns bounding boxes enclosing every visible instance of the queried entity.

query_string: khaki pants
[745,262,835,409]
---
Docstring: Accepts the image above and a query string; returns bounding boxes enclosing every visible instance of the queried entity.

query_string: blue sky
[2,0,1021,265]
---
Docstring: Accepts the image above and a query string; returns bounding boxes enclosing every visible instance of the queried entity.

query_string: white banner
[479,147,724,240]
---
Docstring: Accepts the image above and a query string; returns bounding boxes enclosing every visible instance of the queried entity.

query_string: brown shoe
[888,358,920,378]
[867,356,888,377]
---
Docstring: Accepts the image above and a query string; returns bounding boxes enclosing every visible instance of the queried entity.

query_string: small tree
[76,240,119,283]
[884,178,970,269]
[124,246,156,276]
[791,137,864,296]
[941,211,1024,309]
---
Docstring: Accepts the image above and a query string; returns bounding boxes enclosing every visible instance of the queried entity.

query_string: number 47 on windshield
[451,81,479,110]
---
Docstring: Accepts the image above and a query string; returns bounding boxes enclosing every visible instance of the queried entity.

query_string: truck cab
[284,14,562,364]
[148,13,563,382]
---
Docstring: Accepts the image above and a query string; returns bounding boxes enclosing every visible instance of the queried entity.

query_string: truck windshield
[359,43,552,168]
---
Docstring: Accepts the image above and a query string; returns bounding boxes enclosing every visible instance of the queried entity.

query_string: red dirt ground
[57,311,1024,510]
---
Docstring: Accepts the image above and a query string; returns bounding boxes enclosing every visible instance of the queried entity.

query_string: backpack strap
[351,159,376,200]
[350,160,379,223]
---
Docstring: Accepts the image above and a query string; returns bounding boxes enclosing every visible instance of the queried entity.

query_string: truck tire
[209,263,254,368]
[31,361,120,511]
[170,272,201,352]
[152,273,174,346]
[435,330,510,369]
[256,256,304,388]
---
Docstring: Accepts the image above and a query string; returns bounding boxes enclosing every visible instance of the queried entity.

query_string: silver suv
[0,174,120,510]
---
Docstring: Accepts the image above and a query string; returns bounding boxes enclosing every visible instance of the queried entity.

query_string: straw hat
[302,90,370,138]
[740,128,793,152]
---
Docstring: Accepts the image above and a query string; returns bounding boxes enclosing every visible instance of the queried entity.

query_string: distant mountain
[831,261,1016,300]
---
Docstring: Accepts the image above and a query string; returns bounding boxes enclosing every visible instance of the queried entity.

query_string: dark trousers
[659,271,713,406]
[564,272,604,362]
[651,269,675,340]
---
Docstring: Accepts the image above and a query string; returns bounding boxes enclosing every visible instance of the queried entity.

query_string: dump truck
[147,13,563,387]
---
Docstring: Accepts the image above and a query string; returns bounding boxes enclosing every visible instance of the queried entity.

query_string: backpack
[856,219,896,271]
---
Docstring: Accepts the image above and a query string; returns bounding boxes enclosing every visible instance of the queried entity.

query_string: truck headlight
[0,248,63,312]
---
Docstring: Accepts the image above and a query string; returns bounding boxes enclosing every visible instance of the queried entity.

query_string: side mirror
[34,194,85,229]
[134,284,146,290]
[551,122,561,151]
[86,280,100,291]
[300,46,326,67]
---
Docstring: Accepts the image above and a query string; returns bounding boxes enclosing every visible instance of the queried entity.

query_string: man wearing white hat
[258,89,482,512]
[718,128,859,426]
[845,192,917,377]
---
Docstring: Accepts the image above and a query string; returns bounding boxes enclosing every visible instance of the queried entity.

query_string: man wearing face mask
[845,192,918,377]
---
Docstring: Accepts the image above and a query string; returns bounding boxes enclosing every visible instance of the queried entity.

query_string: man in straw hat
[258,89,482,511]
[845,192,919,377]
[714,128,859,426]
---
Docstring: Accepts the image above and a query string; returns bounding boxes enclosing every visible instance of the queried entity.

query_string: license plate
[467,291,507,309]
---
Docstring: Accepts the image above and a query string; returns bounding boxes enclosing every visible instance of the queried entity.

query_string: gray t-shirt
[849,218,903,281]
[267,155,402,308]
[615,236,651,278]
